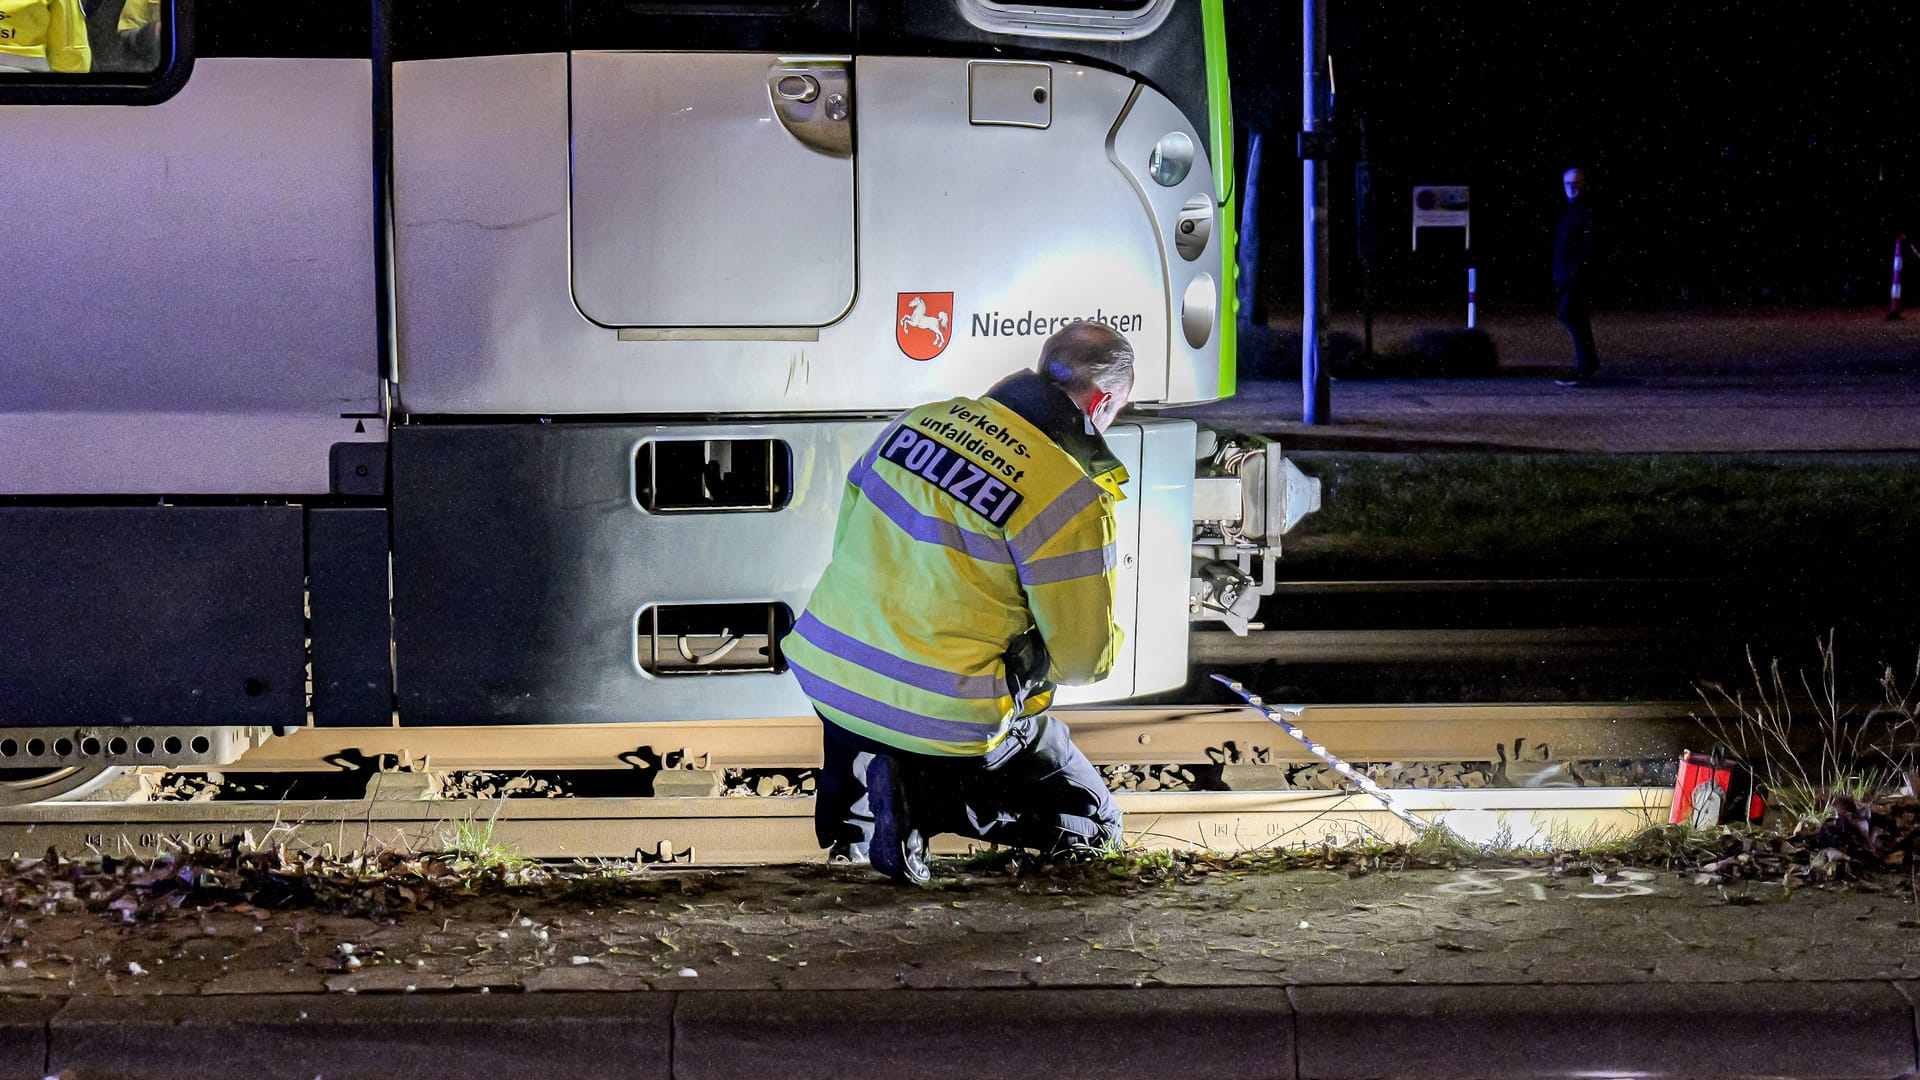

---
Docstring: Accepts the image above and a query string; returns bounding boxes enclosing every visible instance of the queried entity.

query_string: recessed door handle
[768,61,853,158]
[775,74,819,103]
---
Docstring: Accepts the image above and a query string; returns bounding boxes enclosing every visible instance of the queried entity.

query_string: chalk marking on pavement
[1428,867,1659,902]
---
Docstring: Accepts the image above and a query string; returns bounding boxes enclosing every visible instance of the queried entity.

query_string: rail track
[1190,628,1683,665]
[204,701,1704,774]
[0,787,1674,864]
[0,702,1698,863]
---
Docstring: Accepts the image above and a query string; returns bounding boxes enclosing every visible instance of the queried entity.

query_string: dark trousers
[815,712,1122,856]
[1556,288,1600,378]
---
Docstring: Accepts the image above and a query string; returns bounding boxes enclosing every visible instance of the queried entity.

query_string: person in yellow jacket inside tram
[784,322,1134,885]
[0,0,91,73]
[114,0,159,67]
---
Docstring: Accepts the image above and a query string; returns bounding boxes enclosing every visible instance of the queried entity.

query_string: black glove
[1003,627,1052,705]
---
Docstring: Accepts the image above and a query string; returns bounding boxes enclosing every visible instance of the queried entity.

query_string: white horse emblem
[899,295,949,350]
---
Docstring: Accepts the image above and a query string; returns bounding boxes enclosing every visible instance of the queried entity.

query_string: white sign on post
[1412,185,1470,250]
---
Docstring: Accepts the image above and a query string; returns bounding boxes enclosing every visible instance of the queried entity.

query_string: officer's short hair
[1038,322,1135,399]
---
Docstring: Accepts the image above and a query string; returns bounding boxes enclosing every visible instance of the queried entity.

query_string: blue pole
[1236,132,1263,337]
[1301,0,1331,424]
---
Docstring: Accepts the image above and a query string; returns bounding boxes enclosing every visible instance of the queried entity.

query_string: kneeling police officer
[785,323,1133,885]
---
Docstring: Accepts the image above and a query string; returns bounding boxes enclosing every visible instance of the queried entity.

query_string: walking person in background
[112,0,157,68]
[1552,167,1602,387]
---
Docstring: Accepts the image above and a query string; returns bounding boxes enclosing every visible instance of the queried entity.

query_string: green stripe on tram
[1201,0,1237,398]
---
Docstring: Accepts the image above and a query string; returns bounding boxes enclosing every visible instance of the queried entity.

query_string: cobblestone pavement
[4,864,1915,999]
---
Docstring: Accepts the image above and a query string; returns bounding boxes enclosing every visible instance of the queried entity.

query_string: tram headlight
[1148,131,1194,186]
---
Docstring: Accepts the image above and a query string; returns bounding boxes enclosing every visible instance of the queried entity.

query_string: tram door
[568,3,856,328]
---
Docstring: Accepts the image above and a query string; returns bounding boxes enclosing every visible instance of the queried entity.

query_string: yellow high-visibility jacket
[0,0,90,72]
[117,0,154,32]
[785,370,1127,758]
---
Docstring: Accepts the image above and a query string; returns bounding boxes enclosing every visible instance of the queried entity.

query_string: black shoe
[866,755,930,887]
[826,840,870,866]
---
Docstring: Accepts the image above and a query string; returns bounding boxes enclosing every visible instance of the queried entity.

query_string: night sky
[1227,2,1920,310]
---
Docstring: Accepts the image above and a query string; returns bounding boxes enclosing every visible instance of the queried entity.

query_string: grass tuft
[1695,633,1919,828]
[1405,823,1491,864]
[440,815,534,886]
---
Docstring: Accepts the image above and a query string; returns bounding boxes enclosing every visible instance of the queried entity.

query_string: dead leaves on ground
[0,838,643,953]
[6,796,1920,953]
[1551,796,1920,889]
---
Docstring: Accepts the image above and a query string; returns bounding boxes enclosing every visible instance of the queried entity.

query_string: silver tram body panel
[0,6,1223,740]
[389,417,1194,724]
[0,54,385,741]
[386,50,1216,716]
[0,58,384,496]
[391,54,1221,414]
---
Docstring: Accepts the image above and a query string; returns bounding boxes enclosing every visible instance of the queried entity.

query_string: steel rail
[0,787,1675,864]
[1266,577,1702,593]
[1189,628,1683,664]
[221,702,1701,774]
[1212,676,1432,832]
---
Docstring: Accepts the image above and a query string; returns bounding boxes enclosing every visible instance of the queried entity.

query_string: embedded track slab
[0,787,1672,862]
[218,701,1699,772]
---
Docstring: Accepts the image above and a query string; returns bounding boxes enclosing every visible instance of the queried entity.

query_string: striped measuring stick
[1210,674,1432,834]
